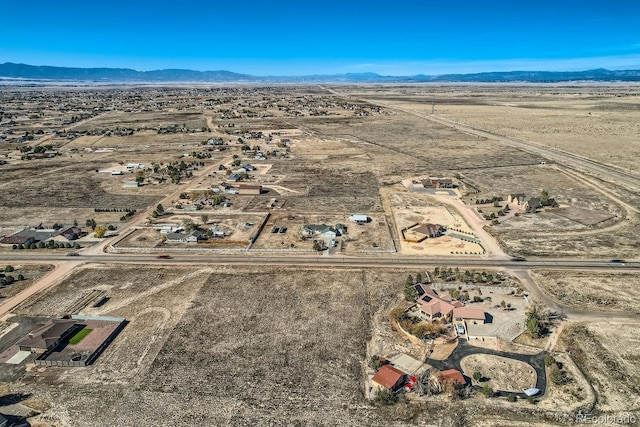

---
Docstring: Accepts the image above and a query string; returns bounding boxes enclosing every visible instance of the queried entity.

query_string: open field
[0,263,574,426]
[461,354,536,392]
[530,270,640,313]
[349,85,640,173]
[0,264,54,301]
[252,212,394,253]
[2,85,640,425]
[559,321,640,413]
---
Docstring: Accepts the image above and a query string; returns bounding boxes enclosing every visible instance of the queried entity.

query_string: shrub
[376,388,398,405]
[480,385,494,397]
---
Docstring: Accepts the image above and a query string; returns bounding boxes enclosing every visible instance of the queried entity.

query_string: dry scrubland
[341,85,640,257]
[7,264,561,426]
[560,321,640,413]
[348,85,640,172]
[531,270,640,313]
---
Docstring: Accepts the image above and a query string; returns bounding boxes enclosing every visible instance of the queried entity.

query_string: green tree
[201,214,209,224]
[94,225,107,238]
[4,265,14,272]
[156,204,164,214]
[415,272,423,284]
[540,189,550,206]
[526,313,541,338]
[17,274,25,281]
[390,307,405,322]
[376,388,398,405]
[473,372,482,382]
[480,385,494,398]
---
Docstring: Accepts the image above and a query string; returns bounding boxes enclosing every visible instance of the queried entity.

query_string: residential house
[422,177,454,189]
[412,223,444,239]
[227,173,242,182]
[414,285,486,324]
[349,214,369,224]
[435,369,467,388]
[237,184,262,195]
[0,225,80,246]
[372,365,406,391]
[507,193,526,205]
[524,197,541,213]
[452,307,486,324]
[18,320,81,354]
[165,230,203,244]
[302,224,339,239]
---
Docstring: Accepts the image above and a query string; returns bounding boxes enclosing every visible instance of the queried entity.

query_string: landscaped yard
[69,328,92,345]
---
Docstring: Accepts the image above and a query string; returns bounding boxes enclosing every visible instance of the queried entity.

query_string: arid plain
[0,84,638,426]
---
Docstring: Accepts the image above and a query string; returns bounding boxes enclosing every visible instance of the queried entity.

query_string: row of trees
[433,266,504,285]
[12,241,80,250]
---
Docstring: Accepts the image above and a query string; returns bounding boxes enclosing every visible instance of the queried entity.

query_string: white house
[349,214,369,223]
[165,230,203,244]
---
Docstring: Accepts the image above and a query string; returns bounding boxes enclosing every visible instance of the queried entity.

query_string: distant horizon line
[2,61,639,77]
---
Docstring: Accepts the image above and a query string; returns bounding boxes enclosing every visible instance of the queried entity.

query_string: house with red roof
[371,365,406,391]
[415,285,486,324]
[435,369,467,388]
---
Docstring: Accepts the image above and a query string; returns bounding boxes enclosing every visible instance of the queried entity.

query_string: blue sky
[1,0,639,75]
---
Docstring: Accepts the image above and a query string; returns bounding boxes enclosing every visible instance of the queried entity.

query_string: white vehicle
[456,324,465,335]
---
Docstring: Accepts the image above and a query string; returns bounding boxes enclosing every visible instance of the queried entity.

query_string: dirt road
[0,261,81,320]
[82,155,233,255]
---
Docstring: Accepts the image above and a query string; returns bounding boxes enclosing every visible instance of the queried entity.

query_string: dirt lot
[252,213,394,253]
[461,354,536,392]
[0,161,159,210]
[559,321,640,413]
[116,228,165,248]
[530,270,640,314]
[0,264,54,300]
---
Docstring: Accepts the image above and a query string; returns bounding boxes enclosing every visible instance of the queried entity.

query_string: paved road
[427,340,548,399]
[1,252,639,270]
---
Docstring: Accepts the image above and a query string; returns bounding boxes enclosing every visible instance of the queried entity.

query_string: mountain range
[2,62,640,83]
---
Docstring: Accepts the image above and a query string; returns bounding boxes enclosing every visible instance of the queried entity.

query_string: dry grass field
[0,264,54,300]
[460,354,536,392]
[1,264,573,426]
[530,270,640,313]
[3,85,640,425]
[559,321,640,413]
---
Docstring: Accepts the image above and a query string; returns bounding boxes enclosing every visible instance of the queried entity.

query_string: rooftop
[372,365,405,389]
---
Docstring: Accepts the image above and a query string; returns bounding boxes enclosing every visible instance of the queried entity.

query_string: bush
[473,372,482,382]
[376,388,398,405]
[479,385,494,397]
[390,307,405,322]
[544,355,556,367]
[4,265,14,272]
[507,394,517,402]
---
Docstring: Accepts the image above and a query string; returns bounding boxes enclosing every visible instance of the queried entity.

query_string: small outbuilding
[372,365,406,391]
[349,214,369,224]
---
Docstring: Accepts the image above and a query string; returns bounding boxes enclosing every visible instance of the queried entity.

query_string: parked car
[456,324,465,335]
[156,255,172,259]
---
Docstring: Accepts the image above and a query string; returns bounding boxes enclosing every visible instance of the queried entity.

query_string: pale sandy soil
[559,321,640,412]
[530,270,640,314]
[461,354,537,392]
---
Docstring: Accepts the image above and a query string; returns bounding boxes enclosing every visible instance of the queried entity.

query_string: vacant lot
[461,354,536,392]
[0,161,158,210]
[559,321,640,413]
[530,270,640,313]
[0,264,54,300]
